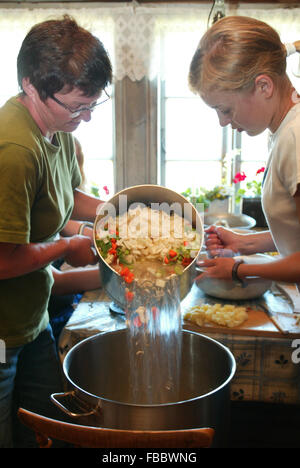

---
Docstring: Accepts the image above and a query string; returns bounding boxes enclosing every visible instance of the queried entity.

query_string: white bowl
[196,254,273,300]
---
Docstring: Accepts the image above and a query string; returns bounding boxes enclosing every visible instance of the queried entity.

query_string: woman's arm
[0,235,98,280]
[60,219,93,238]
[234,230,276,255]
[237,252,300,282]
[197,253,300,283]
[71,188,104,222]
[51,265,101,295]
[0,189,105,281]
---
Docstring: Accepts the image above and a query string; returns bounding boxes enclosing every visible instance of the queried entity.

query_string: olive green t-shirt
[0,96,81,347]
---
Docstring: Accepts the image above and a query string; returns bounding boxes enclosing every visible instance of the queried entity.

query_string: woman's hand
[196,256,235,281]
[205,225,241,257]
[51,265,101,295]
[205,225,275,257]
[64,235,98,267]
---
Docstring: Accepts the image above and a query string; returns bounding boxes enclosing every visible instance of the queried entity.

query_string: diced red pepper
[120,266,134,283]
[124,276,134,284]
[164,256,169,264]
[124,274,134,284]
[183,241,188,246]
[169,249,177,258]
[120,267,130,276]
[182,257,192,267]
[125,291,134,302]
[151,306,159,319]
[133,315,142,328]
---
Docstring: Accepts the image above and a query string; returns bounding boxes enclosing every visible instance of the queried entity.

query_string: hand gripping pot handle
[77,221,98,258]
[51,391,101,418]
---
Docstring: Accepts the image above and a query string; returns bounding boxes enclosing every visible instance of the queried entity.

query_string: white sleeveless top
[262,102,300,257]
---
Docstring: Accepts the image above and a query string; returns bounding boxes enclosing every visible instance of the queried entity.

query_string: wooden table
[58,281,300,405]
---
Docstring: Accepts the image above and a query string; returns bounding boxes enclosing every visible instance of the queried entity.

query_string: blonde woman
[189,16,300,284]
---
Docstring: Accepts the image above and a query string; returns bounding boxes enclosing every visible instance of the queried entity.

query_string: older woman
[0,15,112,447]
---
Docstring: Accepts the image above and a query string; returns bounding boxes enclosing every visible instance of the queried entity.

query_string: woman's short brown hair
[17,15,112,100]
[189,16,286,95]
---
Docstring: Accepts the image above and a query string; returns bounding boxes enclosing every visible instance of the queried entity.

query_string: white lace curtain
[0,2,300,84]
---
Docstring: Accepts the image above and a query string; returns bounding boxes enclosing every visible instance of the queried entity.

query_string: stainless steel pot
[51,328,236,447]
[204,212,256,230]
[196,254,273,300]
[88,185,203,309]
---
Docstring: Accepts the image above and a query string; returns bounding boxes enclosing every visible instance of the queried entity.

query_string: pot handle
[78,221,94,235]
[51,391,101,418]
[77,222,98,258]
[195,266,207,276]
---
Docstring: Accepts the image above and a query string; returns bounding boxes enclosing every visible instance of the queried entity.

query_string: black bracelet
[232,259,244,285]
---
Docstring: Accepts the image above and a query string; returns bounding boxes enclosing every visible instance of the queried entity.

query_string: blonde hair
[189,16,287,95]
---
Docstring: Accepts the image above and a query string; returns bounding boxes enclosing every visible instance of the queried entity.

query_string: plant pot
[242,197,267,228]
[207,198,229,214]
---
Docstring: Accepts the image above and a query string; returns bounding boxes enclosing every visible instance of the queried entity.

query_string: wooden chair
[18,408,214,448]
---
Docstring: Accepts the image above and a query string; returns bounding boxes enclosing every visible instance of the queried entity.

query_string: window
[73,33,115,199]
[159,30,224,194]
[238,131,269,178]
[0,29,25,106]
[73,93,114,198]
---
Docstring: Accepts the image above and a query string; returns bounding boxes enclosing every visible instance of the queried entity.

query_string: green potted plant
[181,184,232,213]
[181,187,208,210]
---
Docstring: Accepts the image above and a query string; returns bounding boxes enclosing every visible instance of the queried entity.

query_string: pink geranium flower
[256,167,265,175]
[233,166,265,201]
[233,171,246,184]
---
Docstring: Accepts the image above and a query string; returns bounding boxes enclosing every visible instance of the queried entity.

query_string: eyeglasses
[51,89,110,117]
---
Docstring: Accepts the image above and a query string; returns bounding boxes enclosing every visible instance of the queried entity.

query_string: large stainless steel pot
[90,185,203,309]
[51,328,236,447]
[196,254,273,300]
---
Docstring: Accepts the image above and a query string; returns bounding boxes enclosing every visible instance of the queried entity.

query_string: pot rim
[93,184,204,279]
[62,329,236,408]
